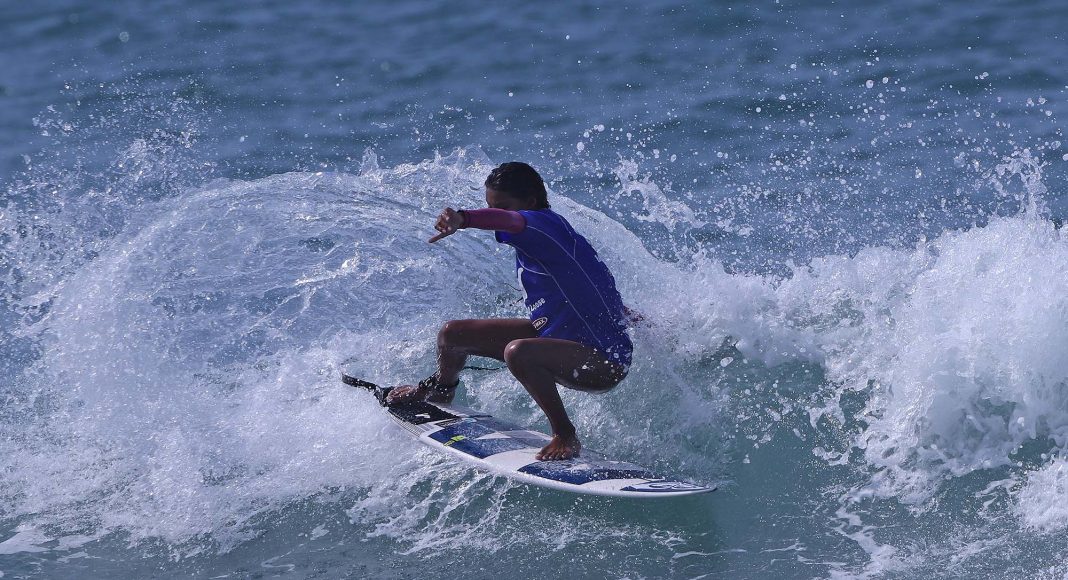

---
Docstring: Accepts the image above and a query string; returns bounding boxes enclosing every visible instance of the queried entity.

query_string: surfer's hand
[429,207,464,243]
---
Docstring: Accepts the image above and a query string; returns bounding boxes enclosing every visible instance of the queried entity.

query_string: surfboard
[342,373,715,498]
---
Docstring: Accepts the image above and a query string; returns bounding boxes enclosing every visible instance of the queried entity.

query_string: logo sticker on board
[532,317,548,330]
[621,480,708,492]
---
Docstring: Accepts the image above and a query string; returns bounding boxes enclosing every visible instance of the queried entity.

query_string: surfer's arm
[429,207,526,243]
[458,208,525,233]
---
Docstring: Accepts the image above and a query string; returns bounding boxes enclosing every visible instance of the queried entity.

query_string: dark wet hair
[485,162,550,209]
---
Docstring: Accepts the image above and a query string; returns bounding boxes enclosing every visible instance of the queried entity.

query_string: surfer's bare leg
[503,338,628,461]
[386,319,536,404]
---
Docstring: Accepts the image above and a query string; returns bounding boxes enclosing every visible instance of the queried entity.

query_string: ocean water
[1,1,1066,578]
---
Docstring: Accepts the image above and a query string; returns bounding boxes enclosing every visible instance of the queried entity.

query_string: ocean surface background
[2,1,1066,578]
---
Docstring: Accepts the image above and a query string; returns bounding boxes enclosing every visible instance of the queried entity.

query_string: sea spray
[1,148,1065,577]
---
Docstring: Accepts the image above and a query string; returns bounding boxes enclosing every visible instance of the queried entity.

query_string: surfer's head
[485,162,550,210]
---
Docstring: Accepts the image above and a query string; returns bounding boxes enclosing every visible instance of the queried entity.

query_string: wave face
[2,1,1068,578]
[2,148,1066,578]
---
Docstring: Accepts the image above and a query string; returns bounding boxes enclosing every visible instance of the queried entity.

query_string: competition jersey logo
[532,317,548,330]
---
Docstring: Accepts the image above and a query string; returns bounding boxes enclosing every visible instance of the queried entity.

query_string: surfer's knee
[503,338,536,370]
[437,319,468,347]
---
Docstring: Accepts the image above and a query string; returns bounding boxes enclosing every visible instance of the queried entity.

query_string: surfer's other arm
[428,207,525,243]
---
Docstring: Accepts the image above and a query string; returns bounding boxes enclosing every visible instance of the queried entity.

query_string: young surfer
[386,162,632,461]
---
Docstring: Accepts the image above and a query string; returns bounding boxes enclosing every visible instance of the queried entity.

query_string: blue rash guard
[495,209,633,367]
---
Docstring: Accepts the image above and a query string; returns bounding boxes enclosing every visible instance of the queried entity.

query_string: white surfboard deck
[344,374,714,498]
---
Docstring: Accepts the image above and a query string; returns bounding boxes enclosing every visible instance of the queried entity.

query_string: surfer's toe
[536,434,581,461]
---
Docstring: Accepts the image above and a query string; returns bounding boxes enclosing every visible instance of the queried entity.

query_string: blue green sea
[2,1,1067,578]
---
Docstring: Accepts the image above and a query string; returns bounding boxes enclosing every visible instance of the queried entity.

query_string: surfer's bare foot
[385,379,459,405]
[385,385,429,405]
[536,433,581,461]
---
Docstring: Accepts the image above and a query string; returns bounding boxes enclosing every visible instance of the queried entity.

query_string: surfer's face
[486,187,536,211]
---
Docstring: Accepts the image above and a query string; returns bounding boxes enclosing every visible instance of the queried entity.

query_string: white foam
[0,152,517,551]
[1017,457,1068,532]
[636,161,1068,505]
[0,527,51,555]
[832,211,1068,502]
[3,144,1064,571]
[0,149,715,558]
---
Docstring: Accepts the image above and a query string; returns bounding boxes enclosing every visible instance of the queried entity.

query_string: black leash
[462,365,504,371]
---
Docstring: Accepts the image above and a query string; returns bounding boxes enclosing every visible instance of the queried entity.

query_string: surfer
[386,162,633,461]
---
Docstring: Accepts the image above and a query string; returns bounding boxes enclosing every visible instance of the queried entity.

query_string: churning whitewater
[3,147,1066,577]
[2,1,1067,578]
